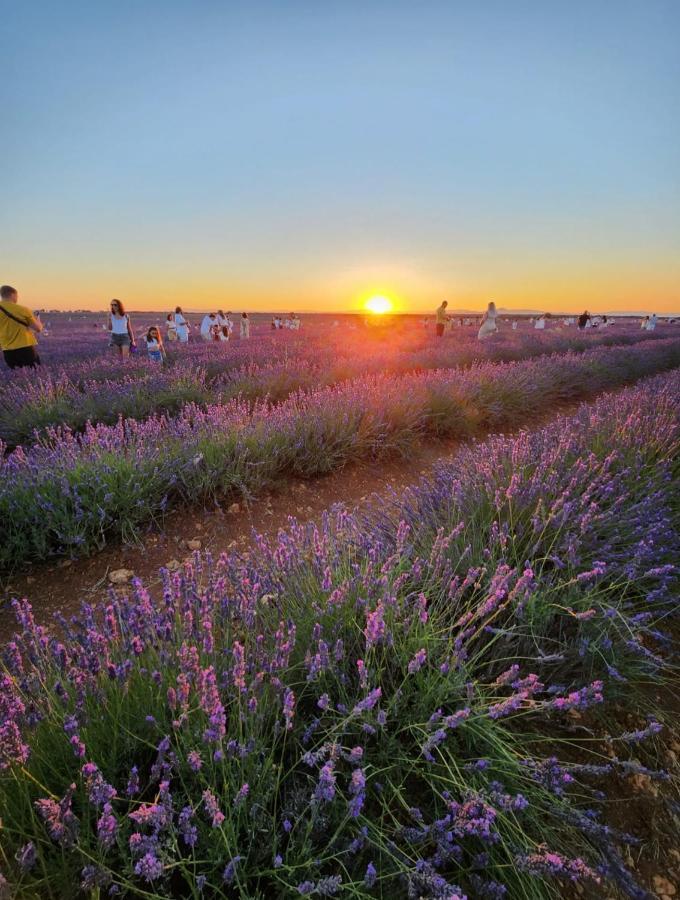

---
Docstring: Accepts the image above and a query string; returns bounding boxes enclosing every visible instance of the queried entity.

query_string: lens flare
[365,295,393,314]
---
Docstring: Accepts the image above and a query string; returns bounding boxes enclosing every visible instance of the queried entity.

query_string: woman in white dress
[240,312,250,338]
[174,307,190,343]
[477,301,498,340]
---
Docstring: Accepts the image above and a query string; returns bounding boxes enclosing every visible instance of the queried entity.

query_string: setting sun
[364,295,393,315]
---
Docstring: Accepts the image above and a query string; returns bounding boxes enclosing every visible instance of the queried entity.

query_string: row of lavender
[0,324,670,449]
[2,371,678,897]
[2,339,680,572]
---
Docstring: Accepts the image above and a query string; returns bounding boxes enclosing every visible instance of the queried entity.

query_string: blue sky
[2,0,679,312]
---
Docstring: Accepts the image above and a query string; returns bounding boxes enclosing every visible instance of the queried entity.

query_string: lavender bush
[1,339,679,572]
[1,371,677,897]
[0,321,671,449]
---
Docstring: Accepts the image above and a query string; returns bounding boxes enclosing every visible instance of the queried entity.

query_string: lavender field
[1,318,679,899]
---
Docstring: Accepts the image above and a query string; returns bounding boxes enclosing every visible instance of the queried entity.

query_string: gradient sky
[2,0,679,314]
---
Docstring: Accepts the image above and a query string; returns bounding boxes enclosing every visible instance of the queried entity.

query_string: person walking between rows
[0,285,43,369]
[577,310,591,330]
[477,301,498,340]
[435,300,448,337]
[240,312,250,338]
[107,299,136,357]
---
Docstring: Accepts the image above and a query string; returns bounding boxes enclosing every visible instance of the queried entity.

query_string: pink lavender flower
[187,750,202,772]
[516,847,600,882]
[549,681,604,712]
[34,784,79,847]
[232,641,246,690]
[69,734,86,758]
[364,603,386,649]
[202,789,225,827]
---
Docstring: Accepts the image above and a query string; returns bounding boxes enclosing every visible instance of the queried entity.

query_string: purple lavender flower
[314,760,336,803]
[97,803,118,849]
[16,841,36,872]
[223,856,242,884]
[407,648,427,674]
[364,861,377,888]
[134,851,164,882]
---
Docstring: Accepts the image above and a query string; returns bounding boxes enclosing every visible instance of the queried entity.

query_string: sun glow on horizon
[364,295,393,315]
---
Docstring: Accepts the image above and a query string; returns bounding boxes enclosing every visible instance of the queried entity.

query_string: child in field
[145,326,165,363]
[166,313,177,341]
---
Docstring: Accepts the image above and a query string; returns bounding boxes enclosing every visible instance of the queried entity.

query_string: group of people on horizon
[271,313,301,330]
[431,301,668,343]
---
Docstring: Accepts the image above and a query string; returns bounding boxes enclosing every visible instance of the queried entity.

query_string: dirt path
[0,388,621,636]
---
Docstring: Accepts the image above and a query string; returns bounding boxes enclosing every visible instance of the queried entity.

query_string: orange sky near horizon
[11,264,680,316]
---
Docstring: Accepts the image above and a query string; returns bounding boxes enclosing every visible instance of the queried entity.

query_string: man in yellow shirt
[0,285,44,369]
[435,300,448,337]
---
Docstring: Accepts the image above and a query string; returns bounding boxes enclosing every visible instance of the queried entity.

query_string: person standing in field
[166,313,177,341]
[577,310,591,330]
[174,307,190,342]
[534,314,546,330]
[107,299,135,357]
[435,300,448,336]
[646,313,657,331]
[201,312,217,341]
[477,301,498,340]
[0,285,43,369]
[240,312,250,338]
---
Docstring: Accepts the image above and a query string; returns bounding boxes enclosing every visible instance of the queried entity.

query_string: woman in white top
[534,315,546,330]
[477,301,498,340]
[646,314,657,331]
[174,307,190,343]
[240,312,250,338]
[107,299,135,357]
